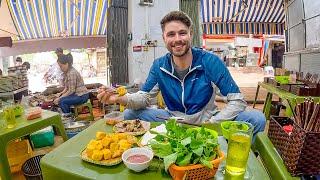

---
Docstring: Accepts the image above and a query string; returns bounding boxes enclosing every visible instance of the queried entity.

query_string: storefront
[200,0,285,68]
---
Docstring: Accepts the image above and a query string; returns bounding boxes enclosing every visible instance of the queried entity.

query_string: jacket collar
[162,47,204,73]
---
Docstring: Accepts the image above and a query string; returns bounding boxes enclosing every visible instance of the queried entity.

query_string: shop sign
[133,46,142,52]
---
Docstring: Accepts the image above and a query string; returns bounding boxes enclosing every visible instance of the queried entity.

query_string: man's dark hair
[57,53,73,68]
[55,47,63,54]
[160,11,192,32]
[57,54,69,65]
[22,62,30,70]
[66,53,73,65]
[16,57,22,62]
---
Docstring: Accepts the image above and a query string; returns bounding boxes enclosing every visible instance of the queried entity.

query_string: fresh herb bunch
[150,119,219,171]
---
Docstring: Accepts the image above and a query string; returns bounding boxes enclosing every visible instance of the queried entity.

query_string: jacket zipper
[160,65,201,114]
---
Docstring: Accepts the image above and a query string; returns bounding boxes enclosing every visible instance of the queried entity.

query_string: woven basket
[168,151,224,180]
[268,116,320,176]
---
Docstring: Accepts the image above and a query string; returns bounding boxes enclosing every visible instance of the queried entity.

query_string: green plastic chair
[73,100,94,121]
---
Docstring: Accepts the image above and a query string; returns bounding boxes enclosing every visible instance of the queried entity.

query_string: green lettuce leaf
[164,153,178,171]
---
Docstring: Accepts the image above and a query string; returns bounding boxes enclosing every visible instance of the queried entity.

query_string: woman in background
[53,53,89,117]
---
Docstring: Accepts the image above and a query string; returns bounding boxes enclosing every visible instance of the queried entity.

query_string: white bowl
[122,147,154,172]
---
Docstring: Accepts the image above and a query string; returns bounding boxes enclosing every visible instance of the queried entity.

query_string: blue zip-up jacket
[126,47,247,123]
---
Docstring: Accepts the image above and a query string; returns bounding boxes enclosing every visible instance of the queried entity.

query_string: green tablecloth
[0,110,67,180]
[41,119,270,180]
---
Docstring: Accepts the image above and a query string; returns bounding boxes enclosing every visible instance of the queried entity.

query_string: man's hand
[55,92,62,97]
[53,98,60,105]
[97,86,118,104]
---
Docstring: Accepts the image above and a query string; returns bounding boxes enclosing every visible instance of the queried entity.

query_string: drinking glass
[3,106,16,129]
[225,122,253,180]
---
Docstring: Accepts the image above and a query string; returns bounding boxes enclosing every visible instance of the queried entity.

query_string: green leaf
[150,141,173,158]
[200,158,213,169]
[154,134,166,142]
[205,152,217,161]
[181,137,191,146]
[190,139,204,149]
[192,156,200,164]
[192,147,203,157]
[203,146,210,157]
[150,120,219,168]
[177,152,193,166]
[164,153,178,171]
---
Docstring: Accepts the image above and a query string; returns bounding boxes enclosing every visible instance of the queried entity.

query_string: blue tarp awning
[7,0,109,40]
[201,0,285,35]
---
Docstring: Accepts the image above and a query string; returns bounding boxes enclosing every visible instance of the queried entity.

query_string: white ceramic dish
[122,147,154,172]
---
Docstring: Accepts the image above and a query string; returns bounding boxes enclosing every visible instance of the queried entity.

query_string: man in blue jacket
[97,11,266,137]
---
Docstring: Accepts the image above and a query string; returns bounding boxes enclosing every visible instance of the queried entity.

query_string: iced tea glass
[225,122,253,180]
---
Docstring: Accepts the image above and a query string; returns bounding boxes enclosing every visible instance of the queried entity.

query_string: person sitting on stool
[53,54,89,117]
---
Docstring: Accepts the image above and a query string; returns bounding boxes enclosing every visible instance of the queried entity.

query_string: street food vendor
[97,11,266,137]
[43,48,64,85]
[53,53,89,117]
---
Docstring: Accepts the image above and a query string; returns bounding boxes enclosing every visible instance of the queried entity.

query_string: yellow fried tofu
[91,150,103,161]
[86,149,93,158]
[96,131,106,140]
[120,144,131,151]
[88,140,99,147]
[86,144,96,158]
[101,137,112,148]
[109,142,119,152]
[95,141,103,150]
[111,134,119,142]
[102,149,112,160]
[118,139,128,146]
[118,139,131,150]
[126,135,137,144]
[118,133,127,140]
[112,150,122,158]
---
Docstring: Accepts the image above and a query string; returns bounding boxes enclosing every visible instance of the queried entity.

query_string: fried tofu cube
[91,150,103,161]
[118,133,127,140]
[86,149,94,158]
[109,142,119,152]
[95,141,103,150]
[102,149,112,160]
[126,135,137,144]
[88,140,99,147]
[112,150,122,158]
[101,137,112,148]
[96,131,106,140]
[118,139,131,150]
[111,134,119,142]
[86,143,96,158]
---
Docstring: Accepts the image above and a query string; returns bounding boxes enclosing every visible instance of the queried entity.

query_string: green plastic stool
[73,100,94,121]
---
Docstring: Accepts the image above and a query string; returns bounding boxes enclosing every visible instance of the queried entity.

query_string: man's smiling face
[162,20,192,57]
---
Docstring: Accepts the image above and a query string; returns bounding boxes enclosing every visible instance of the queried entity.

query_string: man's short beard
[172,47,190,57]
[168,41,192,57]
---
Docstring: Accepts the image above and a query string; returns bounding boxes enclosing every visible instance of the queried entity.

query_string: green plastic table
[0,110,67,180]
[253,132,299,180]
[41,119,270,180]
[253,82,320,119]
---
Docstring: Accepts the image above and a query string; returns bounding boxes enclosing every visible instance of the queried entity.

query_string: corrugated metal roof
[6,0,109,40]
